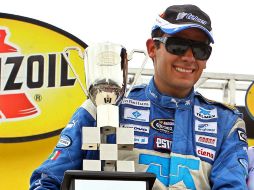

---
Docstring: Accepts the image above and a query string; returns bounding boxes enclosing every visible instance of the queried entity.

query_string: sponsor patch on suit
[195,134,217,147]
[56,134,72,148]
[134,136,148,144]
[154,136,172,152]
[238,130,247,143]
[196,146,215,161]
[194,106,217,120]
[195,120,217,134]
[124,107,150,122]
[150,119,174,134]
[121,124,150,133]
[122,98,150,107]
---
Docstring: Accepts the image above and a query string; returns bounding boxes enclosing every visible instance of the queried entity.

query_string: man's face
[146,28,209,98]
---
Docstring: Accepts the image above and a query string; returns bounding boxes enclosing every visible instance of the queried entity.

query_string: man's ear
[146,38,156,59]
[203,62,207,69]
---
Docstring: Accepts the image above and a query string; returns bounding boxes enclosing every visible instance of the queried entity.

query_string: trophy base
[61,170,156,190]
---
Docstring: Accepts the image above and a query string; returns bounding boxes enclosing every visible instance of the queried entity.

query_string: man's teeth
[175,67,192,73]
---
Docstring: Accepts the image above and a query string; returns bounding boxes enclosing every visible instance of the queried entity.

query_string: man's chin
[175,81,195,91]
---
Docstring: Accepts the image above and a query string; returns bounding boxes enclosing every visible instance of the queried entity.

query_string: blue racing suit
[30,78,249,190]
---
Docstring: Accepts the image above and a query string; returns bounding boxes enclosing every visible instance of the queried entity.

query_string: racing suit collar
[146,78,194,109]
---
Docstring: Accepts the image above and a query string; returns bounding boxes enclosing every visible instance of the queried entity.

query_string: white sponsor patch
[195,120,217,134]
[124,107,150,122]
[195,134,217,147]
[196,146,215,161]
[134,136,148,144]
[238,130,247,143]
[194,106,217,120]
[122,98,150,107]
[56,135,72,148]
[154,137,172,150]
[121,124,150,133]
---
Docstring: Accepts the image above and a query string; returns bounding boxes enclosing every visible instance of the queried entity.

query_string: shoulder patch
[195,92,215,104]
[195,92,240,114]
[221,102,238,111]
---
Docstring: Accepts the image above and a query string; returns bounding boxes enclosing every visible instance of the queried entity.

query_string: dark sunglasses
[153,37,212,60]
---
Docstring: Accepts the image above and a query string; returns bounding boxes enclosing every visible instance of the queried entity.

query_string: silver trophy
[82,42,134,172]
[61,43,156,190]
[84,42,127,106]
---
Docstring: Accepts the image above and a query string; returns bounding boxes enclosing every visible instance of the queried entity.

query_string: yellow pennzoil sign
[0,13,87,190]
[246,83,254,120]
[0,13,87,141]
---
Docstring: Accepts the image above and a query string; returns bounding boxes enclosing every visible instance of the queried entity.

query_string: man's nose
[181,48,195,62]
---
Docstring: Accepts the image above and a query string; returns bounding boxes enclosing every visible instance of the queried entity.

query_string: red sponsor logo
[197,146,215,160]
[198,137,215,144]
[195,134,217,147]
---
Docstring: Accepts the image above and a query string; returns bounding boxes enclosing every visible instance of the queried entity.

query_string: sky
[1,0,253,74]
[1,0,253,105]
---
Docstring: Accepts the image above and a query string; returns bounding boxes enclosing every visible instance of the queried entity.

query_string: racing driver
[30,4,249,190]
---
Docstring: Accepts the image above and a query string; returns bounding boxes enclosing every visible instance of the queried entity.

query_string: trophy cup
[61,42,156,190]
[82,42,135,172]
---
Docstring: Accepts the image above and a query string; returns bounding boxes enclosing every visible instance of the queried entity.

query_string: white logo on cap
[176,12,188,20]
[176,12,207,25]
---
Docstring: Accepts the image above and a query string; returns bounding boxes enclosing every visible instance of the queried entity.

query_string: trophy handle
[63,47,88,96]
[125,49,148,97]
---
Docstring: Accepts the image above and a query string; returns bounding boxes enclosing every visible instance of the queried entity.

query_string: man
[248,146,254,190]
[30,4,249,190]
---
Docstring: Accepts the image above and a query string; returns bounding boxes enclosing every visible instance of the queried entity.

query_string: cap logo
[176,12,207,25]
[176,12,188,20]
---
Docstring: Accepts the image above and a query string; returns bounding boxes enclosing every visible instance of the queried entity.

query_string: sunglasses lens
[192,45,212,60]
[165,38,189,56]
[164,37,212,60]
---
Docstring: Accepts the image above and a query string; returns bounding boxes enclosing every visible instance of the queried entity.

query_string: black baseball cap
[152,4,214,43]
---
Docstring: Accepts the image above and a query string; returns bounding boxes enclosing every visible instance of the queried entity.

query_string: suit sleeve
[29,103,96,190]
[210,117,249,190]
